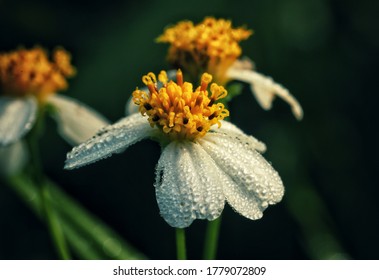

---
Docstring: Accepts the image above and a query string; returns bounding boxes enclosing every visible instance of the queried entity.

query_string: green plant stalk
[47,179,146,259]
[25,107,70,260]
[203,216,222,260]
[41,183,71,259]
[6,174,103,259]
[7,174,146,259]
[175,228,187,260]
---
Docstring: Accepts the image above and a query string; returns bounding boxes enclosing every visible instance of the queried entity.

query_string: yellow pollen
[0,46,76,102]
[132,70,229,140]
[157,17,252,85]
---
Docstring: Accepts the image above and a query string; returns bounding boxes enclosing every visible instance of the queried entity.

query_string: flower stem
[6,174,146,259]
[41,183,71,259]
[203,216,222,260]
[175,228,187,260]
[25,107,71,260]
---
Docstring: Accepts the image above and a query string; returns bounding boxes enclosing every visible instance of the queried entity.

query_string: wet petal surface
[65,113,152,169]
[155,141,225,228]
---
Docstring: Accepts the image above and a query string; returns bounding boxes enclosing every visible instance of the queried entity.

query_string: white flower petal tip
[0,96,37,146]
[64,113,152,170]
[226,67,303,120]
[155,141,225,228]
[198,132,284,221]
[47,94,110,146]
[0,141,28,176]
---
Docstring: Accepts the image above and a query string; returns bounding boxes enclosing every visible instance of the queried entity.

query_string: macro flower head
[0,46,109,174]
[157,17,252,85]
[65,70,284,228]
[0,46,75,102]
[158,17,303,120]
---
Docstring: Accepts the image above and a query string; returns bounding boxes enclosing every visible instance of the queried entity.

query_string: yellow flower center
[157,17,252,85]
[133,70,229,141]
[0,47,76,102]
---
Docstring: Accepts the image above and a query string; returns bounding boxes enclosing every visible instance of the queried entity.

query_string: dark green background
[0,0,378,259]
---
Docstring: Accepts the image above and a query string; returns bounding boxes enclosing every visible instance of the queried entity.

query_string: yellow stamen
[133,70,229,140]
[158,70,168,85]
[176,69,183,86]
[0,46,76,102]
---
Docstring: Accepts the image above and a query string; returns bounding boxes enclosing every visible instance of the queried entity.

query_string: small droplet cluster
[155,141,226,228]
[198,130,284,220]
[65,114,152,169]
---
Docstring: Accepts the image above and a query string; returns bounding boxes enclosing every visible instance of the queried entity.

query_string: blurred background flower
[0,0,378,259]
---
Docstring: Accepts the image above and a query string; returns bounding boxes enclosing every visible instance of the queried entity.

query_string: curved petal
[154,141,225,228]
[65,113,152,169]
[47,94,110,145]
[226,67,303,120]
[210,121,266,153]
[198,133,284,220]
[0,140,28,176]
[0,96,37,146]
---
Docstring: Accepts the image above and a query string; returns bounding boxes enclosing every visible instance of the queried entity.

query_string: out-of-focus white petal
[211,121,266,153]
[65,113,152,169]
[0,140,28,176]
[199,132,284,220]
[155,141,225,228]
[226,67,303,120]
[0,96,37,146]
[47,94,110,145]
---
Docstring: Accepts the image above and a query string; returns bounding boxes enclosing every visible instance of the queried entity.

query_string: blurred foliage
[0,0,378,259]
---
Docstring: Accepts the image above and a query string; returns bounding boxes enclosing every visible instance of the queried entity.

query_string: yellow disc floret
[133,69,229,141]
[0,46,76,102]
[157,17,252,85]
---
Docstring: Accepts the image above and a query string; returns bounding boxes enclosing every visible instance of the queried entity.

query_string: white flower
[0,47,109,175]
[65,70,284,228]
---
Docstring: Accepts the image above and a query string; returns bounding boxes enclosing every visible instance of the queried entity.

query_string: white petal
[47,94,110,145]
[65,113,152,169]
[227,67,303,120]
[198,133,284,220]
[0,96,37,146]
[155,141,225,228]
[0,140,28,176]
[211,120,266,153]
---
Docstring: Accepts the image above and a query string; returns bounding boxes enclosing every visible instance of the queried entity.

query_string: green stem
[25,107,71,260]
[40,183,70,259]
[6,174,145,259]
[203,216,222,260]
[175,228,187,260]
